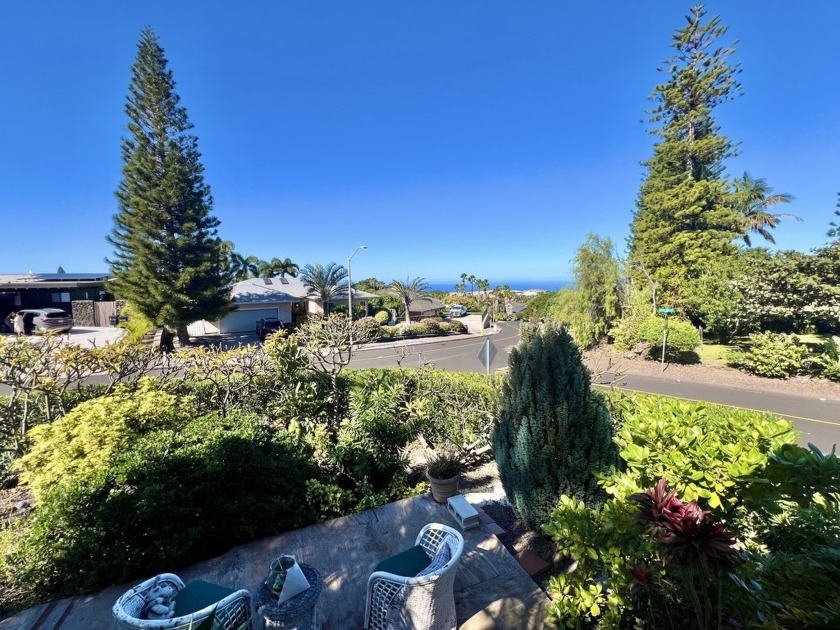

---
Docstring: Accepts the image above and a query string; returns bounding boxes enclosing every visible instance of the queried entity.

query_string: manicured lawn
[696,342,733,366]
[796,333,834,345]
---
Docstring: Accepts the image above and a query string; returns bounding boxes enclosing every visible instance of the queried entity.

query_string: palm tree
[277,258,300,278]
[223,242,261,281]
[733,172,799,247]
[255,257,300,278]
[300,262,348,315]
[389,277,430,325]
[256,258,277,278]
[359,277,385,292]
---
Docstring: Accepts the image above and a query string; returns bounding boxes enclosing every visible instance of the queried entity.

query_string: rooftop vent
[263,278,272,285]
[279,278,289,284]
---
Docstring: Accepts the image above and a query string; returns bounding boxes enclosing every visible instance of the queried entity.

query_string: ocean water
[426,279,570,293]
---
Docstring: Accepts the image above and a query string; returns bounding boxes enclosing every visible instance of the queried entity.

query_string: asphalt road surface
[349,321,521,373]
[351,321,840,452]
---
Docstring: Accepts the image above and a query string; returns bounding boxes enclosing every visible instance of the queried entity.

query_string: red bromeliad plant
[631,478,739,570]
[630,479,742,629]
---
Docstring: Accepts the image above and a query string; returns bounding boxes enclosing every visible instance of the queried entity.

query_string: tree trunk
[175,326,191,347]
[404,300,411,326]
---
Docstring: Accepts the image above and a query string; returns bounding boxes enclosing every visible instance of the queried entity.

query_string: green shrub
[413,370,499,456]
[340,370,422,489]
[727,331,805,378]
[807,336,840,382]
[373,310,390,325]
[493,324,619,530]
[17,381,196,499]
[344,369,499,459]
[354,316,380,341]
[1,411,320,606]
[824,363,840,382]
[638,315,700,361]
[116,302,155,342]
[446,319,467,334]
[608,286,653,351]
[754,493,840,627]
[608,394,796,509]
[379,325,398,338]
[419,318,442,334]
[408,323,433,336]
[609,315,643,352]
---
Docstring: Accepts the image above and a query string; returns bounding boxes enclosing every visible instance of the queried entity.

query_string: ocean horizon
[426,279,570,293]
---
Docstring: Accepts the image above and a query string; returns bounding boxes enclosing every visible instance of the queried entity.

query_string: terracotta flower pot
[427,472,460,503]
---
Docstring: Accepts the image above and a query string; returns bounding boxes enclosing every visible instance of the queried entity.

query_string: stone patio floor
[0,493,550,629]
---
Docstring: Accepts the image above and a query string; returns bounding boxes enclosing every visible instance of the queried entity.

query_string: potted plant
[426,453,462,503]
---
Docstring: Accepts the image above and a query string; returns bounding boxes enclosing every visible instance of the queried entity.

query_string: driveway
[191,331,260,350]
[1,327,126,348]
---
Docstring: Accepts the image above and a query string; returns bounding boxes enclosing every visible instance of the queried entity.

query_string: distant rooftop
[230,277,378,304]
[0,272,111,288]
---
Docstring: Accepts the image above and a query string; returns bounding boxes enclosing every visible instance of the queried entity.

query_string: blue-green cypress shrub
[493,324,619,530]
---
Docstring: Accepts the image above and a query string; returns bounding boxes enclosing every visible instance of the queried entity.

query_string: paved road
[350,321,520,373]
[351,322,840,452]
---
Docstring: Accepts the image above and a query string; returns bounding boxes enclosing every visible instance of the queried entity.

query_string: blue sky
[1,1,837,286]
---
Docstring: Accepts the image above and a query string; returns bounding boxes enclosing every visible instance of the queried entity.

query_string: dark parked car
[17,308,74,334]
[256,317,284,341]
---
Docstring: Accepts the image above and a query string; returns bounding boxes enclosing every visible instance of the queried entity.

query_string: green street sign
[658,307,676,314]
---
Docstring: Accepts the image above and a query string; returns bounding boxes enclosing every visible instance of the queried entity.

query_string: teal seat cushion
[173,580,236,616]
[374,545,432,578]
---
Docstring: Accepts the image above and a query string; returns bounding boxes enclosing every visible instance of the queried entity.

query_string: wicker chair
[364,523,464,630]
[113,573,251,630]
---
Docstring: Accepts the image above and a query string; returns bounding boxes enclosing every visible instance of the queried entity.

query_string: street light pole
[347,245,367,322]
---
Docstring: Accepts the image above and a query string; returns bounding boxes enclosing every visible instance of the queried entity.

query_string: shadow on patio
[2,494,550,629]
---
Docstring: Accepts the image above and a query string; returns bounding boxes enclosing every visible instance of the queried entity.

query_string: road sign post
[658,307,675,372]
[477,338,497,375]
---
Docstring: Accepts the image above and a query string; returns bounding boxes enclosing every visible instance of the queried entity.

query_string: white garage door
[219,308,279,333]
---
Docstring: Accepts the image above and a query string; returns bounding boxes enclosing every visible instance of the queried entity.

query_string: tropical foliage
[543,393,840,629]
[732,172,798,247]
[300,262,348,315]
[388,277,431,325]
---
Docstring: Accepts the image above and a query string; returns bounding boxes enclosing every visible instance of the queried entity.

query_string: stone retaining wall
[71,300,95,326]
[70,300,127,327]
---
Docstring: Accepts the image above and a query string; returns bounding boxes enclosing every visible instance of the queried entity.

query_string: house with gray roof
[407,297,446,319]
[188,277,378,335]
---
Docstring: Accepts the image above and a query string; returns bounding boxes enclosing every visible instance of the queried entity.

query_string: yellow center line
[593,383,840,428]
